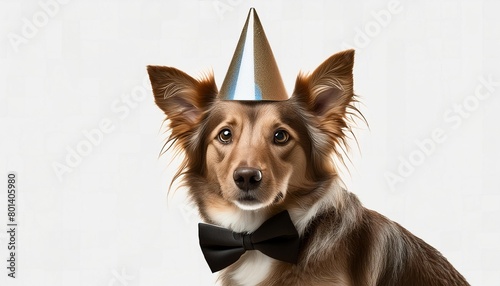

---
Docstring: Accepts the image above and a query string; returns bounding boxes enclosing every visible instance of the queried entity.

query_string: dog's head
[148,50,357,222]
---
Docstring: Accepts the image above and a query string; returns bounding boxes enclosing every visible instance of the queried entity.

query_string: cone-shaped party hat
[218,8,288,101]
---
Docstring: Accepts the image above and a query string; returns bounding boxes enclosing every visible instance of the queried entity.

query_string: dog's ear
[147,65,218,139]
[292,49,355,117]
[291,49,357,142]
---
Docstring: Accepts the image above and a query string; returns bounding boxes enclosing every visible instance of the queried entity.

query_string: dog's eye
[218,129,232,144]
[274,130,289,144]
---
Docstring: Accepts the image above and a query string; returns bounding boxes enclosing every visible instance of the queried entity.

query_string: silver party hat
[218,8,288,101]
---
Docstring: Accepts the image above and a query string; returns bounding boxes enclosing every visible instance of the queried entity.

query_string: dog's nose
[233,167,262,191]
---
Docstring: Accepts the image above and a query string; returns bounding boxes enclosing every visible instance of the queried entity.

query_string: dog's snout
[233,167,262,191]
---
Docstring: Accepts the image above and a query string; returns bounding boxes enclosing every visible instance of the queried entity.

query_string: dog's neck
[211,179,349,286]
[206,206,269,233]
[288,181,343,235]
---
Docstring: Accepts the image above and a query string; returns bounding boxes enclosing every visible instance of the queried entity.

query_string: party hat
[218,8,288,101]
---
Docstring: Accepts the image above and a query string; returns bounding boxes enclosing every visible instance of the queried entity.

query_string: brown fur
[148,50,469,285]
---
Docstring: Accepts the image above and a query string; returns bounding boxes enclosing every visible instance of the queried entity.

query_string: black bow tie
[198,210,300,273]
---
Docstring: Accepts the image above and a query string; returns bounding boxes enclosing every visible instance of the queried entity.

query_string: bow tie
[198,210,300,273]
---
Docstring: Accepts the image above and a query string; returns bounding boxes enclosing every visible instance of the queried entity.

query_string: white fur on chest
[230,251,274,286]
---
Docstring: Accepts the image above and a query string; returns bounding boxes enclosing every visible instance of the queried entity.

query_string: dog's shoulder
[305,200,470,285]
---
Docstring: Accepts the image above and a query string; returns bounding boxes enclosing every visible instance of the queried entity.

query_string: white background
[1,0,499,285]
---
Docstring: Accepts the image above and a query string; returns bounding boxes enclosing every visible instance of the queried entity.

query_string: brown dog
[147,49,469,285]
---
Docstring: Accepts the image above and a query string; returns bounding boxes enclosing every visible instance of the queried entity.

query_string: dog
[147,49,469,285]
